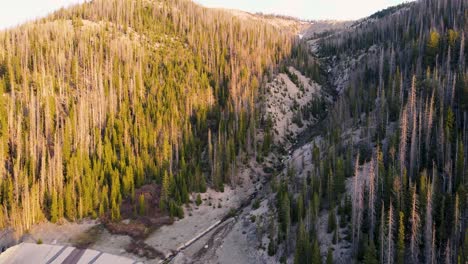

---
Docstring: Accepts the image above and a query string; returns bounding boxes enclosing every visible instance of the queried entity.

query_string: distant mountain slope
[208,8,307,32]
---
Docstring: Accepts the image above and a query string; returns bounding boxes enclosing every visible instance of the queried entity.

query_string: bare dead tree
[352,154,362,253]
[400,106,409,178]
[368,157,377,240]
[424,178,434,264]
[409,184,421,263]
[387,201,395,264]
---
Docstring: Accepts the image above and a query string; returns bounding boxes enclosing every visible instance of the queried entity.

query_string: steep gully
[160,56,337,264]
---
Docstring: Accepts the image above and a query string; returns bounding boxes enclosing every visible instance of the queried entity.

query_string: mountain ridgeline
[0,0,294,234]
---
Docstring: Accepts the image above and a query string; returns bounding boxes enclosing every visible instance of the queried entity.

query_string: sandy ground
[316,210,353,264]
[19,219,145,262]
[265,66,321,149]
[206,207,271,264]
[21,220,98,245]
[212,199,277,264]
[89,229,143,262]
[172,177,278,264]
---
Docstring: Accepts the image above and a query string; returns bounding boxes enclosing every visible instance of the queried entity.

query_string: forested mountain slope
[265,0,467,263]
[0,0,466,263]
[0,0,295,235]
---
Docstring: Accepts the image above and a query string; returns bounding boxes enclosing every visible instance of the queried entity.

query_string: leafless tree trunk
[409,185,420,263]
[352,154,362,252]
[368,157,376,240]
[424,179,433,264]
[400,106,408,179]
[387,201,394,264]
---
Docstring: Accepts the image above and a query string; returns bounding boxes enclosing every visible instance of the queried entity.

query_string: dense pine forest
[0,0,466,263]
[0,0,293,234]
[269,0,468,263]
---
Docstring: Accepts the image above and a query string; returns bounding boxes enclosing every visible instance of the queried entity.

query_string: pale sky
[0,0,87,30]
[0,0,412,30]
